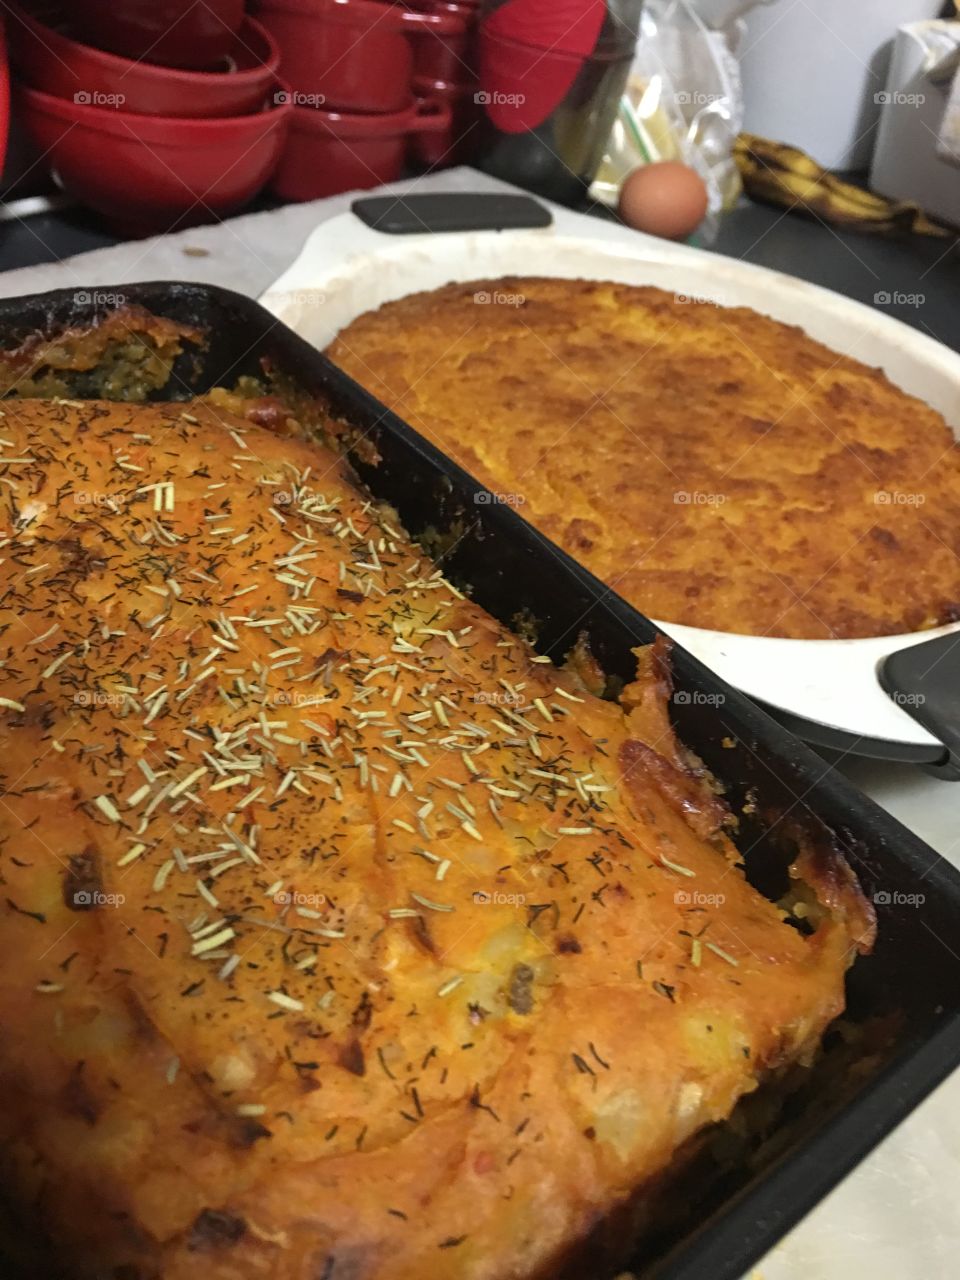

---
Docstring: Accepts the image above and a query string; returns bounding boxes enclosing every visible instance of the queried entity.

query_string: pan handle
[878,631,960,780]
[350,191,553,234]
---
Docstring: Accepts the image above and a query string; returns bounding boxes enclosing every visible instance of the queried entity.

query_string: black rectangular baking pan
[2,282,959,1280]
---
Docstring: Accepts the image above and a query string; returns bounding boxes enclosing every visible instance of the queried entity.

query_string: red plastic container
[410,74,480,167]
[271,97,451,201]
[14,80,291,233]
[258,0,463,113]
[70,0,245,69]
[7,5,280,119]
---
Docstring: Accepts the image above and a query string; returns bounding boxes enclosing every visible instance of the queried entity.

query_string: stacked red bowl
[404,0,482,169]
[0,14,10,182]
[69,0,248,69]
[7,0,291,234]
[258,0,469,201]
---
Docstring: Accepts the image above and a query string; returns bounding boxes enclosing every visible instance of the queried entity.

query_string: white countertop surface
[3,167,957,1280]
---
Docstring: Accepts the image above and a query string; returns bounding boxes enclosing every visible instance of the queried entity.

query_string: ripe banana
[734,133,948,236]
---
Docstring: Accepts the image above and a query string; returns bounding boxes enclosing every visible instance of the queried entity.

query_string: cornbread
[0,392,873,1279]
[328,277,960,639]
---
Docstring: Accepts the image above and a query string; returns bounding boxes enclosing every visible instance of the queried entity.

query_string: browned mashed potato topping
[0,392,873,1279]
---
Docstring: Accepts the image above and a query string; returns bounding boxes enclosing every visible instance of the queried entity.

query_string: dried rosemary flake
[659,854,696,878]
[410,892,454,913]
[191,927,236,956]
[267,990,304,1012]
[705,941,739,967]
[94,794,122,823]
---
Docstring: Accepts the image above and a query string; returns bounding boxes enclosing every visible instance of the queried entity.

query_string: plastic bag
[590,0,765,242]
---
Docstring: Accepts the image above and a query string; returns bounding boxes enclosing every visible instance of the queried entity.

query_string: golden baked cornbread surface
[327,277,960,639]
[0,395,873,1279]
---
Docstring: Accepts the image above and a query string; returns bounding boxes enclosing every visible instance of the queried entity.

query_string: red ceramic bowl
[404,0,475,82]
[15,79,291,234]
[411,74,480,168]
[0,17,9,180]
[7,5,280,119]
[69,0,245,69]
[271,96,451,201]
[258,0,463,114]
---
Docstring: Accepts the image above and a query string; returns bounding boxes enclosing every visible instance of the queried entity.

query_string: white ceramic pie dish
[260,198,960,762]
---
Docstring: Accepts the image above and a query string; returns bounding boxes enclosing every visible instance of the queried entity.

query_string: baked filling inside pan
[0,366,875,1279]
[328,277,960,640]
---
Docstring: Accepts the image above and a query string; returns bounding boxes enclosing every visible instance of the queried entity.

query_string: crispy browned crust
[327,277,960,639]
[790,841,878,957]
[0,396,871,1279]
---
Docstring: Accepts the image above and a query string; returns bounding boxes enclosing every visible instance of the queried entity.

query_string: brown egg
[618,162,709,240]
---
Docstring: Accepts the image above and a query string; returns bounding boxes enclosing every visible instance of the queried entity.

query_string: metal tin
[0,281,958,1280]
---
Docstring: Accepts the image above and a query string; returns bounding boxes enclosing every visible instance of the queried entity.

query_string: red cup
[7,5,280,119]
[69,0,245,69]
[404,0,475,82]
[410,74,480,167]
[257,0,463,114]
[14,79,291,234]
[271,96,451,201]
